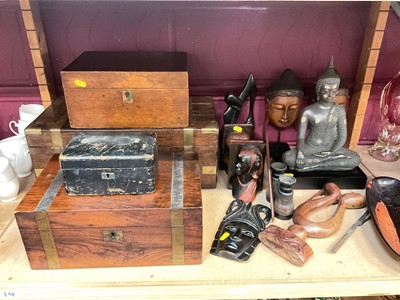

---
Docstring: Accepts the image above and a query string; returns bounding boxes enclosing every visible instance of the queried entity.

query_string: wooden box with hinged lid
[60,51,189,129]
[15,153,202,269]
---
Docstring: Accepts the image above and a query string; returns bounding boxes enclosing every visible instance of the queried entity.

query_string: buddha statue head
[316,57,341,103]
[265,69,304,128]
[210,200,271,261]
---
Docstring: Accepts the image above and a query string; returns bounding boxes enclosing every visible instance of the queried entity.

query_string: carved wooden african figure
[230,147,263,203]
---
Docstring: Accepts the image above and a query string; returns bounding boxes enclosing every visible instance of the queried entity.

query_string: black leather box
[59,132,157,195]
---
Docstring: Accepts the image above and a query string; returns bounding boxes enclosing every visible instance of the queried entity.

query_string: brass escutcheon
[123,90,133,103]
[103,230,124,242]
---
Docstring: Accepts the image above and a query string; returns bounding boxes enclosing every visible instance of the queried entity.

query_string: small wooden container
[15,154,202,269]
[61,51,189,129]
[59,132,157,195]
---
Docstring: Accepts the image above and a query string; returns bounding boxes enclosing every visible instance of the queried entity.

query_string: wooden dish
[365,176,400,257]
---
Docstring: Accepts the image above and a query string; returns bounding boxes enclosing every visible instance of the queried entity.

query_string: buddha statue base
[269,142,291,163]
[287,166,367,189]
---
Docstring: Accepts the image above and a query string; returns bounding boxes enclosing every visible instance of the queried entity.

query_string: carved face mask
[210,200,271,261]
[265,69,303,128]
[267,96,301,128]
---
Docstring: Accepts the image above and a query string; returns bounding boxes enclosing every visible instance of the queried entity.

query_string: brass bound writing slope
[15,154,202,269]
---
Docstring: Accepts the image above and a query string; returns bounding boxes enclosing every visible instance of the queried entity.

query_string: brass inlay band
[24,127,42,135]
[183,127,194,147]
[50,114,68,148]
[50,129,63,148]
[202,166,217,175]
[171,209,184,265]
[34,211,61,269]
[201,124,219,134]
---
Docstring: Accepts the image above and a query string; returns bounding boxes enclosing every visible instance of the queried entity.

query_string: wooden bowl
[366,177,400,257]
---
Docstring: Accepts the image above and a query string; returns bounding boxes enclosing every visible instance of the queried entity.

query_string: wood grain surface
[61,52,189,129]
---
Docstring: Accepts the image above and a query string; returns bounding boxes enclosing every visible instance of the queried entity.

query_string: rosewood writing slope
[15,154,202,269]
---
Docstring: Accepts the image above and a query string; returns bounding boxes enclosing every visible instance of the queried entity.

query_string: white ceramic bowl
[0,176,19,202]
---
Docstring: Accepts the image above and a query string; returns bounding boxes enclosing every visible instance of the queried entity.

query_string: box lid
[62,51,187,72]
[15,153,202,230]
[59,132,157,169]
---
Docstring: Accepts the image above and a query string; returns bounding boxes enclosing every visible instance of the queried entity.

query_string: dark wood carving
[366,177,400,257]
[227,141,265,200]
[210,200,271,262]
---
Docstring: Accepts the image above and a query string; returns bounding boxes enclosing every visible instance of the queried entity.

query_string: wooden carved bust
[265,69,304,129]
[230,147,263,203]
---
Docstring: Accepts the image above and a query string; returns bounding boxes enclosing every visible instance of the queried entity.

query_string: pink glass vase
[369,72,400,161]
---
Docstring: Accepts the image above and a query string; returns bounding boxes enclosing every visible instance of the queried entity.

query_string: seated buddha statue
[282,58,361,172]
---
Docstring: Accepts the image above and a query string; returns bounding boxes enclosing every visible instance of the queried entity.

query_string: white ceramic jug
[0,157,19,202]
[0,135,33,177]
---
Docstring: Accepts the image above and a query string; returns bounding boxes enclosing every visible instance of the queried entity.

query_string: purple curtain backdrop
[0,1,399,143]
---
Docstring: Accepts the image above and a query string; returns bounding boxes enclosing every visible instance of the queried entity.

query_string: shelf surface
[0,146,399,300]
